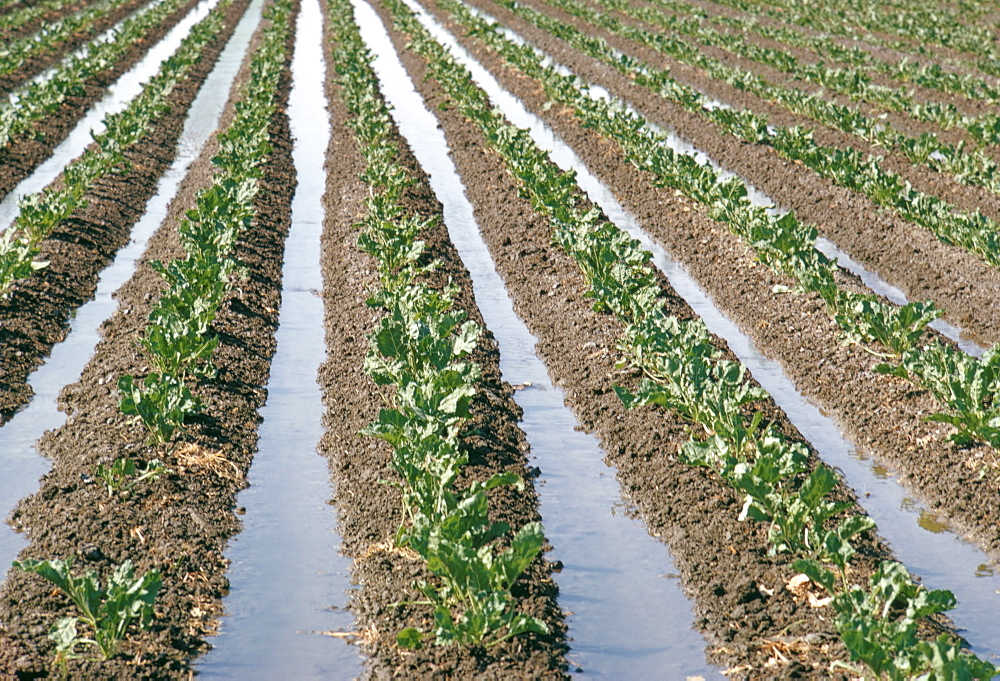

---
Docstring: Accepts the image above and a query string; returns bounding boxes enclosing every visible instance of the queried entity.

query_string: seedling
[13,558,161,661]
[93,458,170,497]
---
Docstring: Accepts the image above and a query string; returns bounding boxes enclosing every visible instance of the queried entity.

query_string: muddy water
[0,0,263,582]
[354,0,717,676]
[0,0,222,229]
[194,0,362,675]
[393,0,1000,660]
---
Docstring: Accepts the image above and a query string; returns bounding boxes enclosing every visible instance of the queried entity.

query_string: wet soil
[0,0,204,203]
[0,0,251,428]
[0,1,296,676]
[316,10,568,677]
[424,0,1000,563]
[366,0,928,675]
[0,0,156,94]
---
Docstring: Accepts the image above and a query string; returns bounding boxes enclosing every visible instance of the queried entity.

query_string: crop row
[0,0,137,82]
[710,0,1000,78]
[0,0,83,36]
[119,0,290,444]
[0,0,187,150]
[0,0,232,298]
[449,0,1000,454]
[492,0,1000,278]
[581,0,1000,186]
[648,0,1000,106]
[380,0,998,675]
[329,0,546,649]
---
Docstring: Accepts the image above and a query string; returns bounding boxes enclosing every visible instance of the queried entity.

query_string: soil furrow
[0,0,297,675]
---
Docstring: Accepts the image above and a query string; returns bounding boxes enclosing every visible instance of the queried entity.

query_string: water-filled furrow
[395,0,1000,658]
[193,0,361,674]
[472,3,987,360]
[354,0,716,675]
[0,0,220,229]
[0,0,263,581]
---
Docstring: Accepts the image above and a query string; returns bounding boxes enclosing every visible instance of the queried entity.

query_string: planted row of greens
[645,0,1000,107]
[446,0,1000,452]
[0,0,138,81]
[118,0,291,443]
[0,0,78,34]
[483,1,1000,276]
[578,0,1000,184]
[382,0,997,674]
[708,0,1000,78]
[329,0,547,648]
[0,0,187,150]
[0,0,97,38]
[0,0,233,298]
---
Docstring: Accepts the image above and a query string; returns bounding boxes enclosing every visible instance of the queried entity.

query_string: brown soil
[0,0,296,676]
[0,0,251,428]
[0,0,156,94]
[422,0,1000,564]
[316,9,568,677]
[0,0,204,203]
[365,0,934,675]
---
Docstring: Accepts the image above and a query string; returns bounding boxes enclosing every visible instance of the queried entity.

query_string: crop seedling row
[0,0,98,37]
[487,0,1000,274]
[0,0,140,82]
[381,0,996,675]
[594,0,1000,148]
[0,0,190,150]
[644,0,1000,106]
[709,0,1000,78]
[118,0,292,442]
[6,0,290,666]
[566,0,1000,194]
[330,0,547,648]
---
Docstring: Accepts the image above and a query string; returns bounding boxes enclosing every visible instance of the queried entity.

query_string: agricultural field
[0,0,998,676]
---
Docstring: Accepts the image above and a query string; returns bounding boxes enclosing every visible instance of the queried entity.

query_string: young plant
[93,458,170,496]
[118,373,201,444]
[13,558,161,661]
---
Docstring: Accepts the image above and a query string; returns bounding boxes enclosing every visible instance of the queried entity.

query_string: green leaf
[396,626,424,649]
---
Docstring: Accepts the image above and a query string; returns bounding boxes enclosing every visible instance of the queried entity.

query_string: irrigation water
[195,0,362,674]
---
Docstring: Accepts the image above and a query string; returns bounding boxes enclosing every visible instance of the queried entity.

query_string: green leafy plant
[118,373,200,444]
[330,0,548,647]
[93,458,170,496]
[13,558,161,661]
